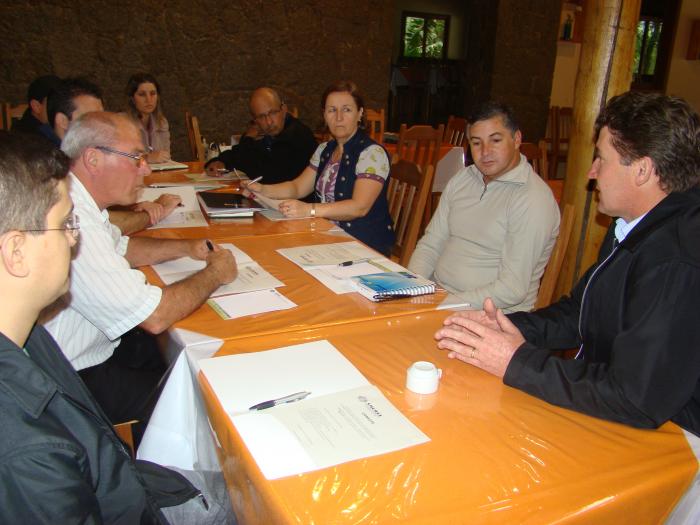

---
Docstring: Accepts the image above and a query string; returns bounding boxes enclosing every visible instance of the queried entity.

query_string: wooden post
[553,0,641,299]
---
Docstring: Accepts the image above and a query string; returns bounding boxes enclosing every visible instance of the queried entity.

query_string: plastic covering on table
[199,310,697,524]
[141,231,451,342]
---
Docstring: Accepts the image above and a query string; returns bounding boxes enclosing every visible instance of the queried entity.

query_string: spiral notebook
[351,271,435,301]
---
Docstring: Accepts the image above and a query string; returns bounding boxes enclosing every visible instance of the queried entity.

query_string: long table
[137,163,700,524]
[141,230,452,342]
[199,310,699,524]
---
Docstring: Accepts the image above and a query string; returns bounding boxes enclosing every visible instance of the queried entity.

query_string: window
[633,17,663,81]
[631,0,679,91]
[400,12,450,60]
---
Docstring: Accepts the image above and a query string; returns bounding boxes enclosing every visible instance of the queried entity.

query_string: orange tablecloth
[142,231,450,342]
[199,310,697,524]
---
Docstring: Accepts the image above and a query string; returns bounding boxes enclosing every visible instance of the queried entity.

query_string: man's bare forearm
[108,210,150,236]
[126,237,194,267]
[140,266,222,334]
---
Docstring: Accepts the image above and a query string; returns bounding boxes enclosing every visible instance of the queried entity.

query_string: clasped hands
[434,297,525,378]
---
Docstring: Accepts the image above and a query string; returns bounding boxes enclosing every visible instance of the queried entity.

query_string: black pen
[249,391,311,411]
[206,240,214,251]
[373,294,413,301]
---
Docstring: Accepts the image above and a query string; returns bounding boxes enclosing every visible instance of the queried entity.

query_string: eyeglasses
[254,106,284,123]
[20,212,80,240]
[96,146,148,166]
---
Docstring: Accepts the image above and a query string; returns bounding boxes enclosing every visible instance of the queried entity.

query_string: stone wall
[461,0,560,142]
[0,0,395,160]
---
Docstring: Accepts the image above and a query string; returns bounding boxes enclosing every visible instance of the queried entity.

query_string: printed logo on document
[357,395,383,419]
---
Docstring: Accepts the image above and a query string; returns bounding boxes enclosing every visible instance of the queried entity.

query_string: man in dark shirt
[11,74,62,145]
[434,92,700,437]
[206,87,317,185]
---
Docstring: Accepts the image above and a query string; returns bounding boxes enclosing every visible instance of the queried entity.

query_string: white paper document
[148,182,227,190]
[257,209,307,222]
[139,186,208,229]
[207,288,297,320]
[277,241,379,267]
[309,259,405,294]
[148,160,190,171]
[277,241,405,294]
[199,340,430,479]
[151,243,283,297]
[185,170,247,182]
[245,189,282,211]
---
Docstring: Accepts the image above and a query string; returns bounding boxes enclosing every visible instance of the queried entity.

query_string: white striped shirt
[42,173,162,370]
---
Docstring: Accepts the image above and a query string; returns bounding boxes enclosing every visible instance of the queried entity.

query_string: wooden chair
[387,159,435,266]
[1,102,28,130]
[364,108,385,144]
[185,111,206,163]
[534,203,575,309]
[520,140,549,179]
[551,106,572,179]
[287,105,299,119]
[544,106,557,179]
[113,420,138,457]
[444,115,467,148]
[394,123,445,229]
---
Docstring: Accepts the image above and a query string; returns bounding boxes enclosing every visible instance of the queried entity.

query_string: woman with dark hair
[246,80,395,255]
[125,73,170,163]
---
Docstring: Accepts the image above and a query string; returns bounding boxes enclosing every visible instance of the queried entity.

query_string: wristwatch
[310,203,316,217]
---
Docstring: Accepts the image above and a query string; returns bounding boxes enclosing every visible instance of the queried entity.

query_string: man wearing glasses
[42,112,237,443]
[206,87,317,185]
[0,132,212,522]
[47,77,181,234]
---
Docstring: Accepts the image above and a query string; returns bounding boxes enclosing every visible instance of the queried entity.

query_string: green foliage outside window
[633,18,663,78]
[402,13,447,59]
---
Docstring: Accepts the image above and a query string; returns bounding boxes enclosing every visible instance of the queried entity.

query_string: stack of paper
[186,170,248,182]
[199,340,430,479]
[277,241,406,294]
[151,243,284,297]
[148,160,190,171]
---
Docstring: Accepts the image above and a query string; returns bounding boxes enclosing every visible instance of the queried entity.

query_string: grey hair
[61,112,131,160]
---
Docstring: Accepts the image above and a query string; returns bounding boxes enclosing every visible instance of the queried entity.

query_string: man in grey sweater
[408,101,559,313]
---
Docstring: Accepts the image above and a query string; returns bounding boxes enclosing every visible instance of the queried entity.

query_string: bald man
[206,87,317,185]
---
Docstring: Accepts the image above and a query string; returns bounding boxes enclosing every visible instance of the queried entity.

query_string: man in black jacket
[205,87,317,185]
[434,92,700,437]
[0,132,207,523]
[11,74,63,146]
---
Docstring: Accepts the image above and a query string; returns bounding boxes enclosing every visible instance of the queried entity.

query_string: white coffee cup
[406,361,442,394]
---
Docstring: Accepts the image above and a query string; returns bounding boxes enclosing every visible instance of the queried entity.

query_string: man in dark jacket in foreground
[435,92,700,437]
[0,132,206,523]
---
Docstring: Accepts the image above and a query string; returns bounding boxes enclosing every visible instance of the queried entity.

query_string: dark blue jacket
[0,325,199,523]
[316,130,395,256]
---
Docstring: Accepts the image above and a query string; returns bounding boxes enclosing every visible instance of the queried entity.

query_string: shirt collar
[69,171,110,221]
[615,214,647,243]
[473,154,530,185]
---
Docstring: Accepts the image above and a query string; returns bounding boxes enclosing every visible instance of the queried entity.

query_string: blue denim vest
[315,130,395,256]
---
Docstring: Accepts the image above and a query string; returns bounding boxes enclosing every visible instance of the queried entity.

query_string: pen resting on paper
[249,390,311,411]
